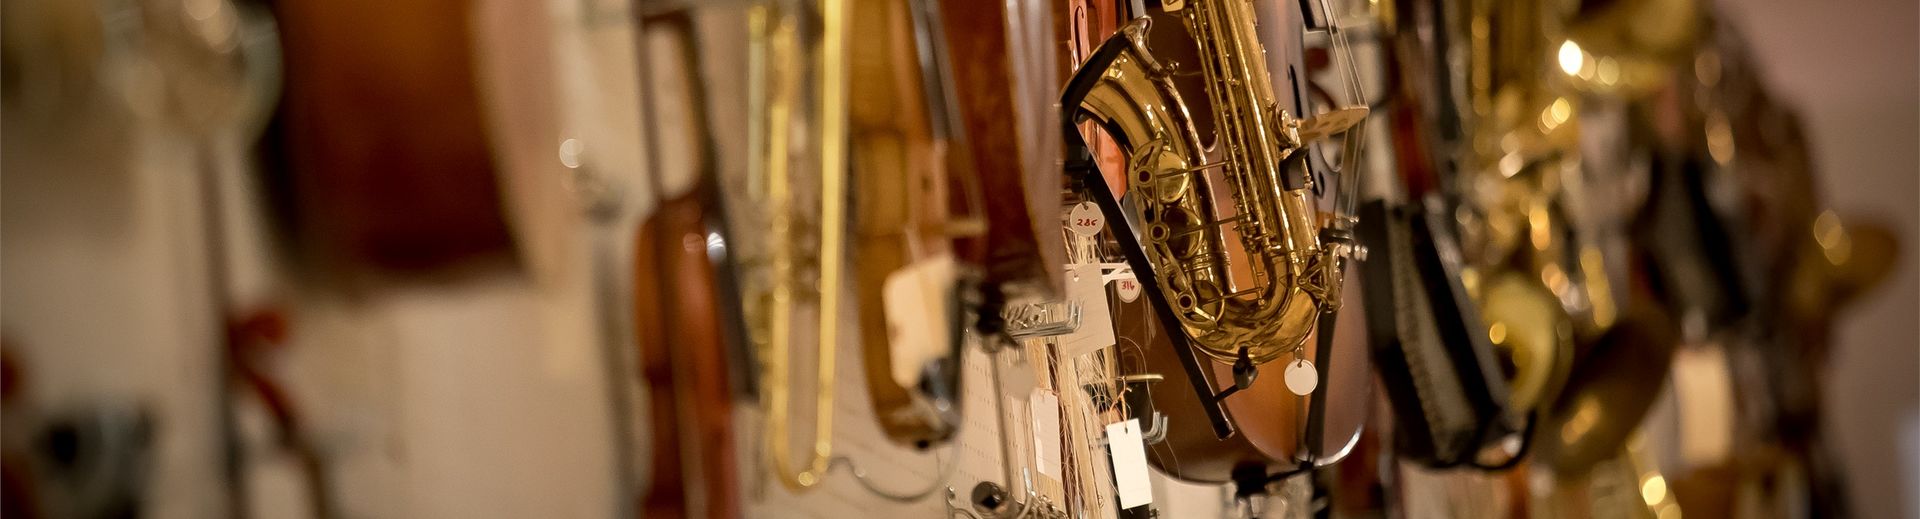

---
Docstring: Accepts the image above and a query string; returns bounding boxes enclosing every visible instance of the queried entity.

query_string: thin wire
[1321,0,1371,233]
[826,444,959,502]
[948,500,984,519]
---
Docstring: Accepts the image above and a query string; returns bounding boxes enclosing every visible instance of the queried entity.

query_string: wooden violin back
[847,0,973,447]
[631,14,743,517]
[633,185,743,519]
[267,0,516,277]
[1126,268,1371,484]
[937,0,1066,302]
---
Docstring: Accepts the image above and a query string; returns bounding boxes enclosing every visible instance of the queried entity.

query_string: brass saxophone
[1062,2,1368,367]
[1449,0,1586,417]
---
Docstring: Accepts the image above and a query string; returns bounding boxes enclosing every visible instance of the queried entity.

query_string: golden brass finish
[1452,0,1603,397]
[746,0,846,491]
[1475,271,1572,412]
[1068,7,1367,365]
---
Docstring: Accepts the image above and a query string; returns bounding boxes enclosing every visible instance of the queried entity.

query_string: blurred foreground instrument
[631,12,745,517]
[846,0,982,449]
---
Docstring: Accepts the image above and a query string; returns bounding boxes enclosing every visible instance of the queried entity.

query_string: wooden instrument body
[937,0,1065,301]
[268,0,515,276]
[847,0,968,447]
[633,183,743,518]
[1129,268,1371,483]
[631,13,744,517]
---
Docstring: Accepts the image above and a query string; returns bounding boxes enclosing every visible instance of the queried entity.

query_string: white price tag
[1114,275,1142,303]
[882,255,958,389]
[1067,201,1104,236]
[1105,418,1153,509]
[1059,263,1116,357]
[1031,390,1062,478]
[1284,358,1319,396]
[1674,344,1734,466]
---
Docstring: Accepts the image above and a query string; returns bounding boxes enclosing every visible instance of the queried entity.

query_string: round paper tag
[1067,201,1104,236]
[1284,359,1318,396]
[1115,276,1142,303]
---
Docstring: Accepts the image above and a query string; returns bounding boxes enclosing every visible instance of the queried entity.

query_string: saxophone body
[1065,1,1361,365]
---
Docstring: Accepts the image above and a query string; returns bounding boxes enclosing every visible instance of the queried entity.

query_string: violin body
[937,0,1066,303]
[267,0,516,276]
[631,13,743,517]
[1128,268,1371,484]
[848,0,973,447]
[633,182,743,518]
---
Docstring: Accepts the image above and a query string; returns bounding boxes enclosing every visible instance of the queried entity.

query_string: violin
[937,0,1068,305]
[848,0,978,448]
[630,12,744,517]
[266,0,516,278]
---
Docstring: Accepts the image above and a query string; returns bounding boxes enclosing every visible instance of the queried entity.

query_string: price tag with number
[1067,201,1104,236]
[1114,275,1142,303]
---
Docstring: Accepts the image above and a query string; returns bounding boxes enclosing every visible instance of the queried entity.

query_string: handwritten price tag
[1115,276,1142,303]
[1067,201,1104,236]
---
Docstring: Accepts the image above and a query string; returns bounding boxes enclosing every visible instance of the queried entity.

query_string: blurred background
[1719,0,1918,516]
[0,0,1913,517]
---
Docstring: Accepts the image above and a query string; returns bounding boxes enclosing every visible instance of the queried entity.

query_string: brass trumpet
[739,0,979,491]
[743,0,848,491]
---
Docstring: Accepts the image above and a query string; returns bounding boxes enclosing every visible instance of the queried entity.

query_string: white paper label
[1068,201,1104,236]
[1105,418,1153,509]
[1674,344,1734,466]
[1059,263,1116,357]
[1031,390,1062,478]
[883,255,959,389]
[1284,358,1319,396]
[999,349,1039,398]
[1114,275,1142,303]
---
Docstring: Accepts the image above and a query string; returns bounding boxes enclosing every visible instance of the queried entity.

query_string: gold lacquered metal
[747,0,846,491]
[1451,0,1599,395]
[1068,5,1367,365]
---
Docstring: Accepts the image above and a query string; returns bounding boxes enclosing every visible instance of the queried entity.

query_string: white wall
[1716,1,1920,517]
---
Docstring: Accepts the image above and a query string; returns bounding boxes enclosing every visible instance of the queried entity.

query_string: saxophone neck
[1062,18,1204,170]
